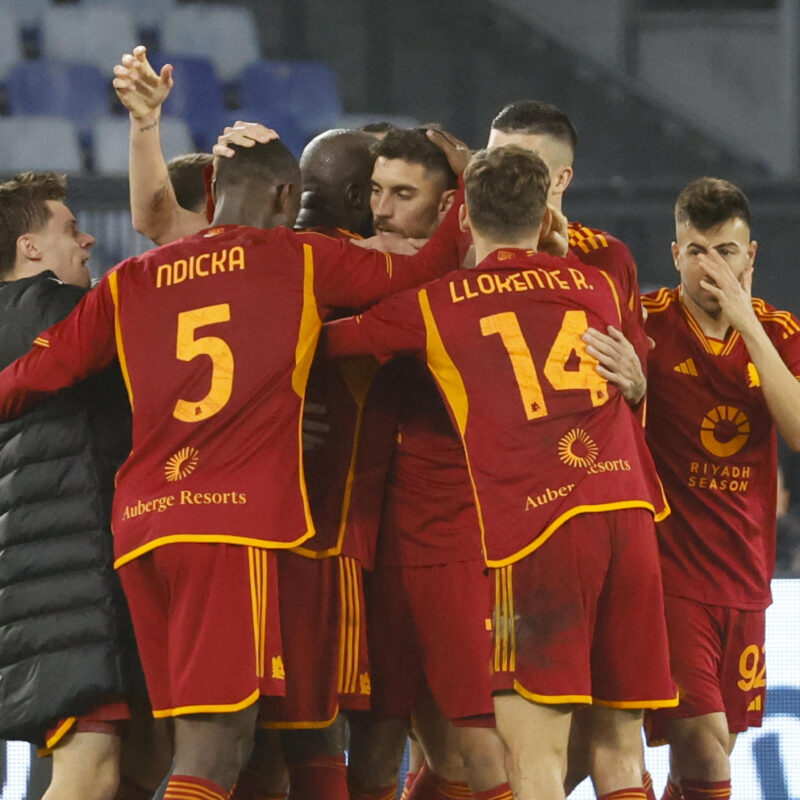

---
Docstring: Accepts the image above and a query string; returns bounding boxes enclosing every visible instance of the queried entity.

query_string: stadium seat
[6,60,109,133]
[160,5,260,81]
[0,116,83,173]
[80,0,173,32]
[4,0,49,28]
[148,54,228,152]
[41,5,137,73]
[238,59,344,141]
[0,15,24,81]
[92,115,194,175]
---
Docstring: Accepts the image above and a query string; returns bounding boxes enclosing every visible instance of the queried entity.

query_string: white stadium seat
[0,116,83,173]
[161,5,260,81]
[92,115,194,175]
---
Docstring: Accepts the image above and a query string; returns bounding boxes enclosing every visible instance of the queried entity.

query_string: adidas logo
[673,358,698,376]
[748,695,762,712]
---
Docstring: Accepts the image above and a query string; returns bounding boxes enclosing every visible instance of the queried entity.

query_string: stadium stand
[0,116,82,172]
[40,5,137,73]
[92,115,194,174]
[160,4,260,81]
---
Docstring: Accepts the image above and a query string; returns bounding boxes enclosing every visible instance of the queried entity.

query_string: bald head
[296,129,376,236]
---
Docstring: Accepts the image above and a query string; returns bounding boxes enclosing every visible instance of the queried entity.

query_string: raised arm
[699,251,800,451]
[113,46,206,245]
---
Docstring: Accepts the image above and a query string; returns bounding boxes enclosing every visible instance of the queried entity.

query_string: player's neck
[681,290,731,340]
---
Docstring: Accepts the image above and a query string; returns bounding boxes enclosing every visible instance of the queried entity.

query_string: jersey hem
[485,500,664,568]
[114,530,315,569]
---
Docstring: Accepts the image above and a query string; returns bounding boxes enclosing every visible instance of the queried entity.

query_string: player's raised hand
[426,129,471,177]
[538,204,569,257]
[212,121,281,160]
[582,325,647,405]
[112,45,173,120]
[697,250,757,334]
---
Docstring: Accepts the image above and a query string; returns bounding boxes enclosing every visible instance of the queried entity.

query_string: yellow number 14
[480,309,608,420]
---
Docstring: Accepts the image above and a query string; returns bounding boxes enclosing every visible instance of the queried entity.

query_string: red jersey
[643,288,800,609]
[374,224,648,568]
[0,212,469,568]
[568,222,642,321]
[325,248,668,567]
[374,358,481,567]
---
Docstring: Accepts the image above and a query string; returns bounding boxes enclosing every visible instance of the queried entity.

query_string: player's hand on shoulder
[212,122,281,160]
[354,232,427,255]
[426,129,471,177]
[112,45,173,120]
[582,325,647,406]
[538,204,569,258]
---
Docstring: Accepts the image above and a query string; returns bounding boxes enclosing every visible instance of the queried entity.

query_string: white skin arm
[113,46,205,244]
[698,250,800,450]
[582,325,647,406]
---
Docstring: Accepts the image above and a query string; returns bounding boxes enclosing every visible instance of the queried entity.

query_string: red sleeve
[323,288,428,363]
[309,186,469,312]
[0,274,118,419]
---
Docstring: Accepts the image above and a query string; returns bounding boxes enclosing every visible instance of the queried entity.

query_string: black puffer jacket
[0,271,140,743]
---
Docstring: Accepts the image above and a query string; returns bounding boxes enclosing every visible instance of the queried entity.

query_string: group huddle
[0,44,797,800]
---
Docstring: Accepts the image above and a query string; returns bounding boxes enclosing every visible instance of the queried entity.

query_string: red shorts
[646,596,766,743]
[491,508,677,709]
[367,560,494,723]
[119,543,284,717]
[259,553,369,728]
[43,696,130,752]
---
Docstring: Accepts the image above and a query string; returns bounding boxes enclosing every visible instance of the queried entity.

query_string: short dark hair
[167,152,213,213]
[372,128,458,190]
[358,121,398,135]
[214,139,300,193]
[0,172,67,277]
[464,146,550,242]
[674,177,751,231]
[491,100,578,155]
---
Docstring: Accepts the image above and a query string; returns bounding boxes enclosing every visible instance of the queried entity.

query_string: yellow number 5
[173,304,234,422]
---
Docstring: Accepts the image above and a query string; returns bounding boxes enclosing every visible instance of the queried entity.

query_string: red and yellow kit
[643,287,800,609]
[0,212,468,568]
[568,222,642,322]
[325,248,668,566]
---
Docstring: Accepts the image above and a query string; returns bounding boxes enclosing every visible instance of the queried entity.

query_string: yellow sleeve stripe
[33,337,50,347]
[752,298,800,335]
[107,270,134,410]
[599,270,622,325]
[641,287,673,312]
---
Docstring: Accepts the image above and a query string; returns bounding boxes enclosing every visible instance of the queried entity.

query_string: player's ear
[17,234,41,262]
[458,201,470,233]
[345,181,367,211]
[670,242,679,271]
[553,165,573,195]
[748,240,758,267]
[438,189,457,220]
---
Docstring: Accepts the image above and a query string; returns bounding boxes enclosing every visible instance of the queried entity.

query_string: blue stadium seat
[6,60,109,133]
[0,15,24,81]
[237,60,344,141]
[149,54,228,151]
[4,0,50,28]
[160,4,260,81]
[80,0,172,33]
[0,116,83,173]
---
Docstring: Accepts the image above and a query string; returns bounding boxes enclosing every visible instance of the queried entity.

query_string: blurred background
[1,1,800,798]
